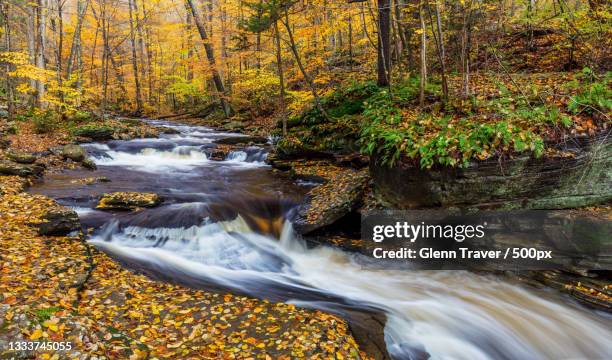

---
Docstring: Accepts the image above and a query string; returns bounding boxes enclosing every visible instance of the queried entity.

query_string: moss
[72,124,114,140]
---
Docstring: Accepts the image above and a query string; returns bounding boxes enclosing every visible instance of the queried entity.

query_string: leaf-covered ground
[0,175,370,359]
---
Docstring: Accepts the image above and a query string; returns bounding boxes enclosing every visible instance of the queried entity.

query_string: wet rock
[37,206,80,236]
[214,135,268,145]
[0,160,44,177]
[72,125,114,140]
[82,157,97,170]
[70,176,110,185]
[334,153,369,169]
[161,127,181,134]
[97,192,163,210]
[519,270,612,312]
[62,144,87,162]
[342,308,393,360]
[208,149,229,161]
[293,169,368,234]
[6,151,37,164]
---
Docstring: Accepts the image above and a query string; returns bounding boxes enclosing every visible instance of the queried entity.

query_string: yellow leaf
[30,328,43,340]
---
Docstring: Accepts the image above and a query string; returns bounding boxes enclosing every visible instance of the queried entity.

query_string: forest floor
[0,120,372,359]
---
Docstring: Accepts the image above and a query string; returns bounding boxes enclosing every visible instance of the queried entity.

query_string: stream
[31,120,612,360]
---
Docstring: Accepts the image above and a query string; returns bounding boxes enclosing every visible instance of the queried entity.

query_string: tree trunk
[66,0,90,78]
[132,0,147,102]
[377,0,391,87]
[419,2,427,107]
[281,9,329,120]
[128,0,144,114]
[1,2,15,119]
[185,0,232,117]
[461,5,471,97]
[142,0,154,104]
[56,0,65,104]
[35,0,47,107]
[348,12,353,71]
[26,6,36,102]
[428,0,448,103]
[274,20,287,136]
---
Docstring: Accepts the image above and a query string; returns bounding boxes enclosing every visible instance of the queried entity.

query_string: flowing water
[31,120,612,360]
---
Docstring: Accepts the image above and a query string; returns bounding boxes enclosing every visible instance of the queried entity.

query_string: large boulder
[97,192,162,210]
[61,144,87,162]
[72,125,114,140]
[0,160,43,177]
[37,207,80,236]
[293,169,368,234]
[370,131,612,209]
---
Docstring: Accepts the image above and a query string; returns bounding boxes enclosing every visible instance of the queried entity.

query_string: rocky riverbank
[0,118,376,359]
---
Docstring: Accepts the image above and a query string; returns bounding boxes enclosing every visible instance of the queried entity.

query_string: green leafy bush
[567,70,612,114]
[32,110,59,134]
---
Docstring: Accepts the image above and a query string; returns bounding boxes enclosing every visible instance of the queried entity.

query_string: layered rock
[370,131,612,209]
[0,160,44,177]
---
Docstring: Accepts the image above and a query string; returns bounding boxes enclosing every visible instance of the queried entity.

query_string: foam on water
[90,218,612,360]
[91,147,209,172]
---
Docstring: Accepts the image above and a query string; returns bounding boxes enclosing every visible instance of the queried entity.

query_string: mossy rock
[7,152,37,164]
[72,124,114,140]
[82,157,97,170]
[37,206,80,236]
[97,192,163,210]
[70,176,110,185]
[214,136,268,145]
[61,144,87,162]
[0,160,44,177]
[275,137,331,160]
[223,120,245,131]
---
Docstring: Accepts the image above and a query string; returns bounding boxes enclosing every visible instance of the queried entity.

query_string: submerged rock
[0,160,44,177]
[37,206,80,236]
[97,192,163,210]
[62,144,87,162]
[82,157,97,170]
[70,176,110,185]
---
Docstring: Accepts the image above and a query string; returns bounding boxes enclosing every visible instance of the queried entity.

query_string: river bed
[30,120,612,360]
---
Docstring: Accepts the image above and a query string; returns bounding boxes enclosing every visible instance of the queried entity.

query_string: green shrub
[360,103,545,169]
[567,70,612,114]
[32,110,59,134]
[70,110,94,123]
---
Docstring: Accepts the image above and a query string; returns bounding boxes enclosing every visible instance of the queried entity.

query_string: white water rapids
[90,217,612,360]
